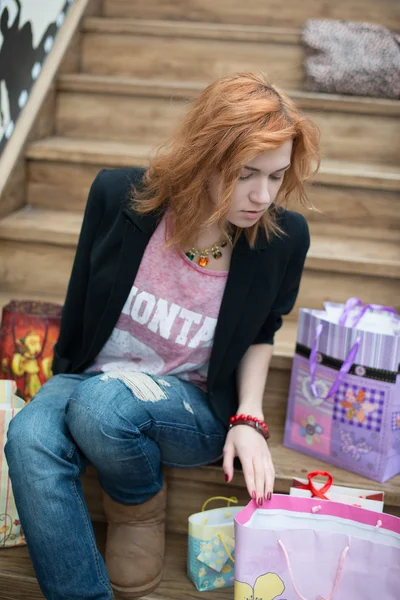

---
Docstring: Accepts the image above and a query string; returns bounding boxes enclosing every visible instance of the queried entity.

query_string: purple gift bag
[284,299,400,482]
[234,495,400,600]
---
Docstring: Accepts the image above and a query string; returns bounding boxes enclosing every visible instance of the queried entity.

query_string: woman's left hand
[222,424,275,504]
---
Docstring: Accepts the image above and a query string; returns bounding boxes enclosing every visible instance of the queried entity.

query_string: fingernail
[225,474,229,483]
[267,492,272,501]
[252,491,256,500]
[258,498,263,506]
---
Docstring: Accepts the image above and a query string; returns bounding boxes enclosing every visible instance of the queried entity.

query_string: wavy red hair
[132,72,320,248]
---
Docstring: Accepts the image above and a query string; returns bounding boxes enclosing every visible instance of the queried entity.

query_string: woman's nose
[249,181,271,206]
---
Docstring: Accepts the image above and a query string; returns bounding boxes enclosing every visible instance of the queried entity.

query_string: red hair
[132,72,320,248]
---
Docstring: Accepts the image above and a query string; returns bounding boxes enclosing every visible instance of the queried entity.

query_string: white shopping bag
[323,298,400,335]
[0,380,26,547]
[290,471,384,512]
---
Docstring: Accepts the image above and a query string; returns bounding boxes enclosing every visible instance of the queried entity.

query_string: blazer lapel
[78,210,160,368]
[207,234,258,387]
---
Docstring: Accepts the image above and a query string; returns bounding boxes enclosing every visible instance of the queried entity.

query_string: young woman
[5,72,320,600]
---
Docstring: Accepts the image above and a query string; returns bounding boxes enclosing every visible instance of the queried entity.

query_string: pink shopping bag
[234,495,400,600]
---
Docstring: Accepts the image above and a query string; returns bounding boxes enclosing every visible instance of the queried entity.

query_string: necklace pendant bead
[221,240,228,248]
[198,256,209,267]
[186,251,195,260]
[213,251,222,259]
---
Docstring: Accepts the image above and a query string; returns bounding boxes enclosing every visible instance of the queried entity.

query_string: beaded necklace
[185,237,231,268]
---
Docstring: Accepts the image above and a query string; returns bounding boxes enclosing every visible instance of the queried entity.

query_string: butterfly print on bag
[339,430,372,461]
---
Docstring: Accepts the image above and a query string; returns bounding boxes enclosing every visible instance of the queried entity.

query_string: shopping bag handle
[310,324,361,400]
[201,496,238,512]
[339,297,397,328]
[278,539,350,600]
[295,471,333,500]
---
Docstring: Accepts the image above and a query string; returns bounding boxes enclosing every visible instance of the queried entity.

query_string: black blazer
[53,168,310,427]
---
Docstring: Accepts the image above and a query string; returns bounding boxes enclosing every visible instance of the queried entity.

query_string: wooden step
[79,337,400,526]
[81,18,304,89]
[1,490,399,600]
[55,74,400,166]
[1,204,399,311]
[0,292,65,315]
[0,290,296,373]
[103,0,400,31]
[83,455,400,533]
[26,137,400,235]
[0,525,232,599]
[57,74,400,117]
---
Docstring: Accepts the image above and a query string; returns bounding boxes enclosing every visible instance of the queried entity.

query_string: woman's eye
[270,175,284,181]
[239,173,252,180]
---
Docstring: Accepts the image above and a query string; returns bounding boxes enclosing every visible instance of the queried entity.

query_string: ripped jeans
[5,372,227,600]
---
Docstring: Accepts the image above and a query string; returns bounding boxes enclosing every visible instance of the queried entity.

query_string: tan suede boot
[103,486,166,598]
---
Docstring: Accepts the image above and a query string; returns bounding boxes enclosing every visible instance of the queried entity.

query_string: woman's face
[209,139,293,228]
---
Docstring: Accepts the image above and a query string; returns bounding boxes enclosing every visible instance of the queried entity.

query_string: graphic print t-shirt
[88,214,228,389]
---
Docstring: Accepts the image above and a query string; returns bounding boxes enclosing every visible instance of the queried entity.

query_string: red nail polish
[267,492,272,501]
[252,491,256,500]
[258,498,263,506]
[225,474,229,483]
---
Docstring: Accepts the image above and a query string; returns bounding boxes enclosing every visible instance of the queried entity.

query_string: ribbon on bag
[338,297,397,328]
[278,538,350,600]
[201,496,238,521]
[293,471,333,500]
[197,496,238,569]
[310,324,361,401]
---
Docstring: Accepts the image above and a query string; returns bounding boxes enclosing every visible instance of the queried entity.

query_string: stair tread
[0,206,83,245]
[183,448,400,506]
[83,16,301,43]
[1,205,400,278]
[0,291,65,311]
[58,72,400,117]
[102,0,400,32]
[1,291,399,506]
[0,526,231,599]
[0,294,297,372]
[26,137,400,191]
[26,136,150,166]
[1,499,399,598]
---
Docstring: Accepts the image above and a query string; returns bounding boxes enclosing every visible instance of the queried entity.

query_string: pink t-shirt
[88,214,228,389]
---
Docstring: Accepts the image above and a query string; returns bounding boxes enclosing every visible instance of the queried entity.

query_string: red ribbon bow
[295,470,333,500]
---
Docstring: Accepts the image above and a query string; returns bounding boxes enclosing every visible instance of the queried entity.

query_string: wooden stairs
[0,0,400,597]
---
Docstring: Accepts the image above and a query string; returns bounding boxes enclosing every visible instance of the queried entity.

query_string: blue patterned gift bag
[188,496,244,591]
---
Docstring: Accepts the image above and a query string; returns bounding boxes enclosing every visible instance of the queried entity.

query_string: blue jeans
[5,372,227,600]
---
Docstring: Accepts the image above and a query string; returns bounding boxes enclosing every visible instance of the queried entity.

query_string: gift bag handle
[339,297,397,328]
[217,533,235,563]
[278,539,350,600]
[310,324,361,401]
[201,496,238,512]
[296,471,333,500]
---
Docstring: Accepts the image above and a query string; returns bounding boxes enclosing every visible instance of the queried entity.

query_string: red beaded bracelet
[228,414,270,441]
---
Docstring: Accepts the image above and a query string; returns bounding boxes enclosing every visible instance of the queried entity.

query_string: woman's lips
[241,210,264,219]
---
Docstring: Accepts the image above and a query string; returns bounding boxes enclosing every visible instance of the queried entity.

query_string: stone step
[81,18,304,89]
[0,524,232,599]
[26,137,400,237]
[0,205,399,313]
[55,74,400,166]
[103,0,400,31]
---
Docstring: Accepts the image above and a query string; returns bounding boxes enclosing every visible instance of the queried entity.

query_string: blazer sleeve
[253,214,310,345]
[53,169,106,373]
